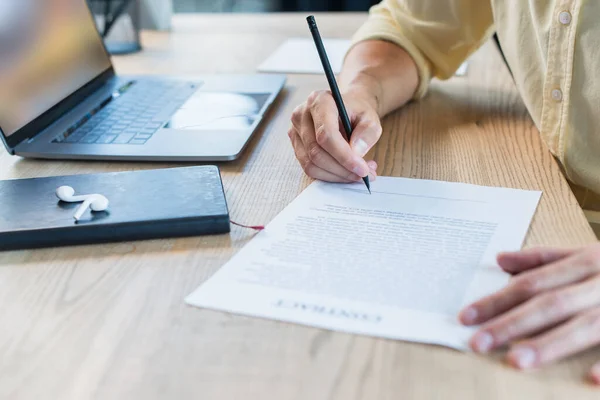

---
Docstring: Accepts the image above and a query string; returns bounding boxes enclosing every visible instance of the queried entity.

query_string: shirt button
[551,88,563,102]
[559,11,572,25]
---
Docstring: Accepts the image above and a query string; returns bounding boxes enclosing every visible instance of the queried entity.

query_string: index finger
[460,250,600,326]
[310,93,370,177]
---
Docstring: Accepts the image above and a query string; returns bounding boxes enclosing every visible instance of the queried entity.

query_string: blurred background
[88,0,378,32]
[86,0,377,53]
[175,0,378,12]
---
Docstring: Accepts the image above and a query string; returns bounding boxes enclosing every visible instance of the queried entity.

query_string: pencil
[306,15,371,194]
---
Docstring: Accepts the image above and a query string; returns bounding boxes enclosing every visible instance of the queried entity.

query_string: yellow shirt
[353,0,600,206]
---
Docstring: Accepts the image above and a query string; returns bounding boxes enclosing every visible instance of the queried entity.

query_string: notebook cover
[0,166,230,251]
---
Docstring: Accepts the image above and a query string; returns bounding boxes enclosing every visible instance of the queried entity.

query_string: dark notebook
[0,166,230,251]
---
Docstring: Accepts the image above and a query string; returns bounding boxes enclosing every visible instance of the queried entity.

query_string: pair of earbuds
[56,186,109,221]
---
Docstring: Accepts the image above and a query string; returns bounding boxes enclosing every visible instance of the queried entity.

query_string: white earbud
[56,186,109,221]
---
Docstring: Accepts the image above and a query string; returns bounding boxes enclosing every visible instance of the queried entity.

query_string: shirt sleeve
[351,0,495,99]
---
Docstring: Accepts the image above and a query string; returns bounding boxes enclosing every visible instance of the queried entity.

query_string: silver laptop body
[0,1,285,161]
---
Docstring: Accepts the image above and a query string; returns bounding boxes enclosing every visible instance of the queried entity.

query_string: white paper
[186,177,541,350]
[455,61,469,76]
[258,38,352,74]
[258,38,469,76]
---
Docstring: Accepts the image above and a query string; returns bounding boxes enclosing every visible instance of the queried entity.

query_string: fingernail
[472,331,494,353]
[461,307,478,324]
[367,160,378,171]
[509,346,537,370]
[352,139,369,157]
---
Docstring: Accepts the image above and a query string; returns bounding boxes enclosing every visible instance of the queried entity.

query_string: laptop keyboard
[53,80,199,145]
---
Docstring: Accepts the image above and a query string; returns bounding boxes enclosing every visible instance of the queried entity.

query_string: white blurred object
[258,38,351,74]
[259,38,470,77]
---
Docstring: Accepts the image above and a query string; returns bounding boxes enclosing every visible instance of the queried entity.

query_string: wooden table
[1,13,598,400]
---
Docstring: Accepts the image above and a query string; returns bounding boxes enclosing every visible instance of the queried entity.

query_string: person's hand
[288,89,380,182]
[459,244,600,384]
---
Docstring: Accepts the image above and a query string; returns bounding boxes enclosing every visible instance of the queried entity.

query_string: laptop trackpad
[164,91,271,131]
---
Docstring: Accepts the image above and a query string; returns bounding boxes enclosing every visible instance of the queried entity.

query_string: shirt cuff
[350,16,433,100]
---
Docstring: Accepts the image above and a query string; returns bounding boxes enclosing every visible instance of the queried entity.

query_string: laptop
[0,1,285,161]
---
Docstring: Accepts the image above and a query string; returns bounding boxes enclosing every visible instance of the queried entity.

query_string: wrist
[340,71,382,116]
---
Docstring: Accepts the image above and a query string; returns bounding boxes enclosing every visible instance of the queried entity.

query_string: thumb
[497,247,578,274]
[349,115,382,158]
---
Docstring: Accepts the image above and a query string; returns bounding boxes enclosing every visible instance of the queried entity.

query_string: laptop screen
[0,0,112,138]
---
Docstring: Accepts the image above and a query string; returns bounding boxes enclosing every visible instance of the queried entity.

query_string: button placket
[551,89,563,102]
[559,11,572,25]
[539,3,579,154]
[551,8,572,103]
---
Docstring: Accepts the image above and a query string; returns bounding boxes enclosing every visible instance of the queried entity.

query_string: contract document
[186,177,541,350]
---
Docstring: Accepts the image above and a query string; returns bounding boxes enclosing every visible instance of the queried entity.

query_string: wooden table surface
[1,13,598,400]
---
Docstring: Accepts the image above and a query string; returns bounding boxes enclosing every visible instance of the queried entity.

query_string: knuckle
[367,120,382,134]
[291,105,304,126]
[511,275,539,297]
[372,123,383,138]
[299,156,312,172]
[314,125,330,146]
[307,91,322,107]
[536,291,569,314]
[491,319,518,341]
[287,127,295,140]
[356,120,382,143]
[307,142,324,163]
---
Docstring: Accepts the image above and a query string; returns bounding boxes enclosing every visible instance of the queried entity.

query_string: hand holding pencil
[287,16,380,187]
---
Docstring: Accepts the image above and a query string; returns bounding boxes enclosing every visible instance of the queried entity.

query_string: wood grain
[0,13,597,400]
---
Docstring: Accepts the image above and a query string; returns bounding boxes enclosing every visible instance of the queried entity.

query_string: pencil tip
[364,176,371,194]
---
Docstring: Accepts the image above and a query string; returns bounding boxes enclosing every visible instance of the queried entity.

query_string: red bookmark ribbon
[230,220,265,231]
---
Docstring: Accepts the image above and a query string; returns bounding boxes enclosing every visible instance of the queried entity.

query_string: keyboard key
[146,122,164,129]
[135,134,152,140]
[65,134,86,143]
[129,138,147,145]
[113,133,136,144]
[96,134,117,144]
[80,135,100,144]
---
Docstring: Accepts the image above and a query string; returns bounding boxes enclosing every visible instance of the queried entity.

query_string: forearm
[339,40,420,117]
